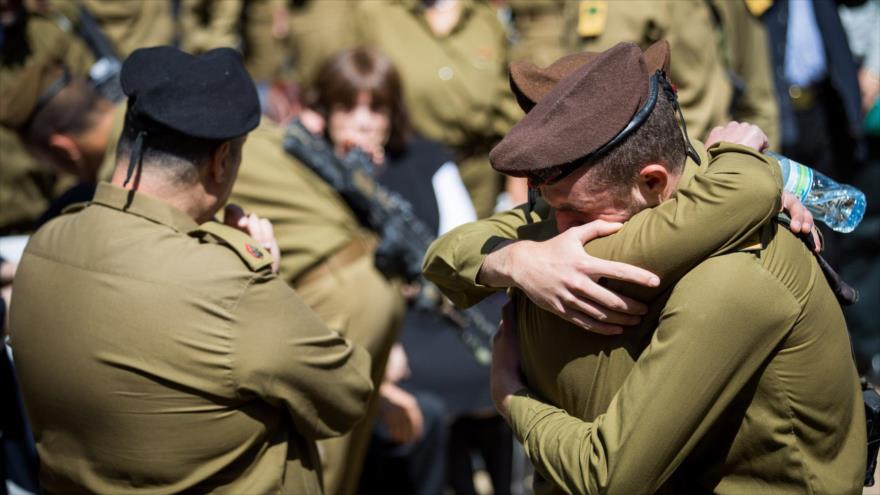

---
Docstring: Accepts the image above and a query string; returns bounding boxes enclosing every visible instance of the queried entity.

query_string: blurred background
[1,0,878,493]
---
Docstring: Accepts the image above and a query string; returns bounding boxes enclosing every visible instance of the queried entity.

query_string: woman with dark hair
[310,47,513,495]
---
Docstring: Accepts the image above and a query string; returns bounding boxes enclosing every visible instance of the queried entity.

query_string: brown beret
[491,42,670,178]
[509,40,670,113]
[0,56,70,129]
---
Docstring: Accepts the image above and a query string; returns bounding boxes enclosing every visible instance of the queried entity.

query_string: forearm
[423,203,544,307]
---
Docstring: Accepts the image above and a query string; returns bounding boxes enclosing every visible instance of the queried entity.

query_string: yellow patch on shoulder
[744,0,773,17]
[577,0,607,38]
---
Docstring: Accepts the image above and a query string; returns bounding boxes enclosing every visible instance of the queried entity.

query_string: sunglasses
[525,70,701,188]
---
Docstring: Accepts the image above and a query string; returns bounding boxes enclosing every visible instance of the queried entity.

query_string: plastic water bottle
[766,152,866,233]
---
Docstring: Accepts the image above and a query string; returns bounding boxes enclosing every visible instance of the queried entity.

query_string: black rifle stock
[283,121,495,365]
[71,6,123,102]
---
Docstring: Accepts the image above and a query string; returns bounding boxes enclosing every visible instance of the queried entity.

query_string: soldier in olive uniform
[0,0,95,234]
[178,0,287,86]
[8,46,372,494]
[78,0,174,57]
[425,42,865,494]
[229,121,405,495]
[287,0,523,218]
[507,0,780,148]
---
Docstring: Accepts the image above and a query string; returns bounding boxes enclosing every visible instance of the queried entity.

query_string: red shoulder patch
[245,243,264,258]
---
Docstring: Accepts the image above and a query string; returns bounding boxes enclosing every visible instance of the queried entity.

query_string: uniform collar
[91,182,200,233]
[678,138,708,187]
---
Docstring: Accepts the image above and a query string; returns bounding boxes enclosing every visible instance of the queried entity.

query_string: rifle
[67,6,123,102]
[283,120,496,365]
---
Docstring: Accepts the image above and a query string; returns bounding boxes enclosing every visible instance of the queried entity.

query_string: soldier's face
[540,162,678,233]
[541,176,646,233]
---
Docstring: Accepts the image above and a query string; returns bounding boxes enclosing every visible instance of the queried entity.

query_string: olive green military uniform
[9,183,373,494]
[179,0,243,55]
[508,0,779,146]
[230,122,405,495]
[285,0,361,87]
[287,0,522,218]
[710,0,780,148]
[0,9,94,234]
[178,0,284,83]
[424,144,865,493]
[80,0,174,58]
[241,0,287,83]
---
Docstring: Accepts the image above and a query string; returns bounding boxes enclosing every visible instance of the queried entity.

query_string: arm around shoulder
[423,202,545,308]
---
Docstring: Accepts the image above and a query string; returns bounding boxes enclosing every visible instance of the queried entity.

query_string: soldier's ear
[208,141,233,184]
[48,133,82,164]
[636,163,672,204]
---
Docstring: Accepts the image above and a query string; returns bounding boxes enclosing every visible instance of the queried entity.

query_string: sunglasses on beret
[526,70,701,188]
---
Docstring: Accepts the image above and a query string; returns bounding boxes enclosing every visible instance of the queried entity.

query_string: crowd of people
[1,0,878,494]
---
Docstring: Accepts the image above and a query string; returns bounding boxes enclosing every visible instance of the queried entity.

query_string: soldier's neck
[110,167,217,223]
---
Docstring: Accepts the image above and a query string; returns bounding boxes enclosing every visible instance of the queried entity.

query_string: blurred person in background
[178,0,292,115]
[505,0,780,149]
[287,0,524,217]
[309,46,514,495]
[762,0,865,268]
[0,0,97,235]
[838,0,880,385]
[73,0,173,58]
[0,58,121,225]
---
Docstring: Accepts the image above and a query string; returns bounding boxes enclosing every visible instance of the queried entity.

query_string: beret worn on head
[509,40,670,113]
[0,56,70,129]
[491,42,652,177]
[120,46,260,140]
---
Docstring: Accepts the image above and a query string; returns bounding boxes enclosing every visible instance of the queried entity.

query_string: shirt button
[438,66,454,81]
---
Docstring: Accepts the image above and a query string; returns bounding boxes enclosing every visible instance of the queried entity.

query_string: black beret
[120,46,260,140]
[491,42,654,177]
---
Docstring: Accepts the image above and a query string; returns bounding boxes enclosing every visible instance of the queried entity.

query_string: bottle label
[781,158,813,203]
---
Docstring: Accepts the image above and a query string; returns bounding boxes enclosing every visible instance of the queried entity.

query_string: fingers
[569,220,623,245]
[567,280,648,317]
[559,287,642,323]
[223,204,246,229]
[703,121,768,152]
[704,125,724,148]
[557,307,624,335]
[585,258,660,290]
[811,228,823,253]
[781,192,813,234]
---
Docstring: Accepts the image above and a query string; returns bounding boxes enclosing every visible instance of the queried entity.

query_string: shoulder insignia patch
[744,0,773,17]
[577,0,607,38]
[191,222,273,272]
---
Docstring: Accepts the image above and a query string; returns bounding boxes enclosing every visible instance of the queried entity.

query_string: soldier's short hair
[586,95,687,193]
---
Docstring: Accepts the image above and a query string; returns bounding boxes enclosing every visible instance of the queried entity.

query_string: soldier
[0,0,95,234]
[7,46,372,494]
[426,42,865,493]
[178,0,287,87]
[77,0,174,57]
[228,118,405,495]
